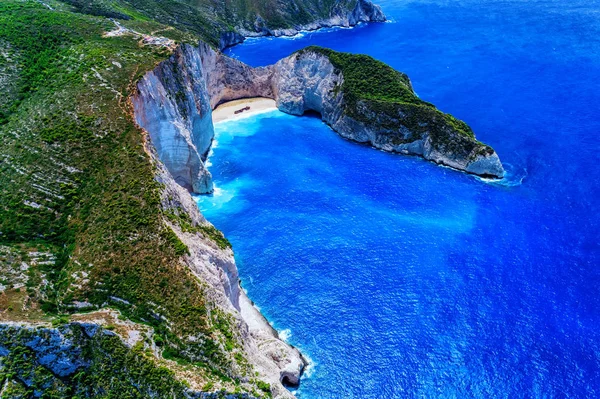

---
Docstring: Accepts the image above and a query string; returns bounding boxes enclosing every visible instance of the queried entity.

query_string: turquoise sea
[198,0,600,397]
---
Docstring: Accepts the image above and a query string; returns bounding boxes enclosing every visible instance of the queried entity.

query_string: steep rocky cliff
[150,144,307,397]
[272,48,504,178]
[133,46,306,398]
[133,46,215,194]
[0,318,296,398]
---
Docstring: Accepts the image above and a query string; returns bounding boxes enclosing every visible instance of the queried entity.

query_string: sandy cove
[212,97,277,123]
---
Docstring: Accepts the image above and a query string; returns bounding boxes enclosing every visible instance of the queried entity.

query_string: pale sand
[212,97,277,123]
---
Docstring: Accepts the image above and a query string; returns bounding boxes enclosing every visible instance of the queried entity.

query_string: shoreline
[212,98,277,124]
[218,0,387,50]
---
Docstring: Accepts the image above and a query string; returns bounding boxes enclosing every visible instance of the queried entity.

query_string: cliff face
[231,0,386,45]
[133,45,306,398]
[196,43,274,108]
[133,46,215,194]
[132,43,277,195]
[153,145,307,395]
[136,42,504,200]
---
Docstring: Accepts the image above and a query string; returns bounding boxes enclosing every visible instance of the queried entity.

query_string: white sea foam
[476,162,527,187]
[212,186,224,196]
[300,352,316,379]
[279,32,306,40]
[194,182,238,212]
[278,328,292,342]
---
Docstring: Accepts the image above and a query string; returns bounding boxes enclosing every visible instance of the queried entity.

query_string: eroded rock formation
[272,49,505,178]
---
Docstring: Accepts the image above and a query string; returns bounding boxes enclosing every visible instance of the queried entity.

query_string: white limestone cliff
[133,52,306,398]
[134,42,503,198]
[133,45,215,194]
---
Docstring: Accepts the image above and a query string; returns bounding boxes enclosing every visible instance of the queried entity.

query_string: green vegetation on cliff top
[300,46,493,155]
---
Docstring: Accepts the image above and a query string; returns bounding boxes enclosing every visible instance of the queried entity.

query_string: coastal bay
[201,0,600,397]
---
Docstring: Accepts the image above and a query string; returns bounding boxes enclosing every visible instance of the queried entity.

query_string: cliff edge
[133,44,306,398]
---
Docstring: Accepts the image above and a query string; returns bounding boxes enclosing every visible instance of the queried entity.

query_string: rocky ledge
[219,0,386,50]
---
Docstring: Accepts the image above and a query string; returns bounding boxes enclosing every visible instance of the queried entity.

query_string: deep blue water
[197,0,600,397]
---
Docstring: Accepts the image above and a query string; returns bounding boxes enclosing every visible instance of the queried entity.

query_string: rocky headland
[273,47,505,178]
[218,0,386,49]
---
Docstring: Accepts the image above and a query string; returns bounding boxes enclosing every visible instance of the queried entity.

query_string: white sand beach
[212,97,277,123]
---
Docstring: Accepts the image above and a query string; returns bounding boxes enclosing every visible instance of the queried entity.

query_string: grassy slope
[303,46,494,157]
[0,1,268,395]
